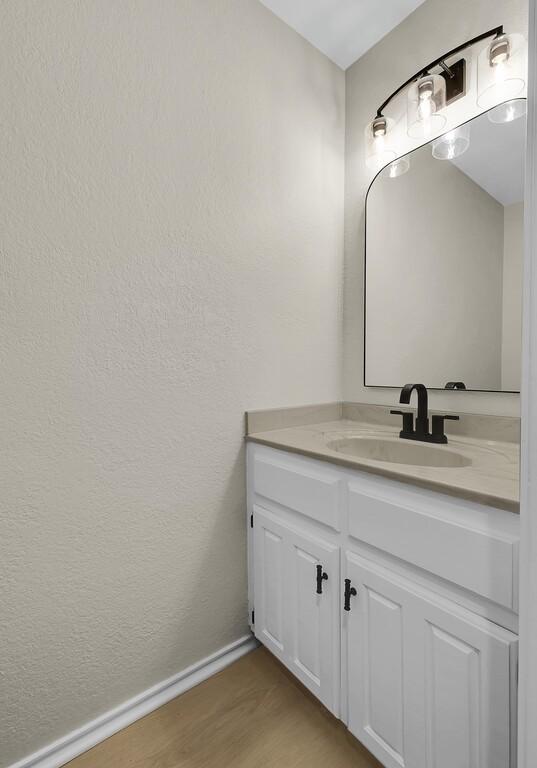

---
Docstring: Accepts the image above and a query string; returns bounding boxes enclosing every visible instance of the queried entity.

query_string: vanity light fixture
[477,33,526,112]
[372,116,388,139]
[407,74,447,139]
[432,124,471,160]
[365,26,527,172]
[365,116,396,171]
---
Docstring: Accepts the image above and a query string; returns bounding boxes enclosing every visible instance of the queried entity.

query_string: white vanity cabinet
[247,442,520,768]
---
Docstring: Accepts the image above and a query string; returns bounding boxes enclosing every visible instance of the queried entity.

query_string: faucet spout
[399,383,429,434]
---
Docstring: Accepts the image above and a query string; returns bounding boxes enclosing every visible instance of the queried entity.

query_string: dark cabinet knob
[316,564,328,594]
[344,578,357,611]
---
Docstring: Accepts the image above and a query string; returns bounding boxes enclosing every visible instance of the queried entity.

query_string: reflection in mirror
[365,101,525,392]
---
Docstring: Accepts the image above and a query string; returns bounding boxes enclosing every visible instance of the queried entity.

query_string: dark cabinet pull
[316,564,328,594]
[344,578,357,611]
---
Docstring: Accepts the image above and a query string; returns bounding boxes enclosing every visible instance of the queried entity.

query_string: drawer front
[348,483,518,610]
[254,454,340,531]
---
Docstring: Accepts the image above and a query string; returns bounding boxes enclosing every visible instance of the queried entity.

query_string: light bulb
[494,60,508,84]
[417,79,436,122]
[491,60,513,102]
[417,94,435,121]
[407,74,446,139]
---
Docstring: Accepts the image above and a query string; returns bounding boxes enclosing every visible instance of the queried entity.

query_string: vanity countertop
[246,418,520,513]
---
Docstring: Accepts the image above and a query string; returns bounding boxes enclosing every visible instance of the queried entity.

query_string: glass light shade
[487,97,527,124]
[365,116,397,172]
[477,33,526,110]
[407,74,447,139]
[432,124,471,160]
[384,157,410,178]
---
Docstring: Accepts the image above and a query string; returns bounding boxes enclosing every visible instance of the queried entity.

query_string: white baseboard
[9,634,258,768]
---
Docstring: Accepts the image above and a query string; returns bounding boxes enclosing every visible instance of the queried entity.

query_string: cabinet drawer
[253,453,340,531]
[348,483,518,610]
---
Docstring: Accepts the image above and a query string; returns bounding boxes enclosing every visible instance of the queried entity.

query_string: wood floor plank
[66,646,382,768]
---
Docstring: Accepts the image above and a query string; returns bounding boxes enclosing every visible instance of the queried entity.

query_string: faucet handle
[390,409,414,436]
[431,414,459,443]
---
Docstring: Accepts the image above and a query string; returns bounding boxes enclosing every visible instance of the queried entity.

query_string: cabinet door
[413,591,517,768]
[346,551,517,768]
[253,507,288,664]
[346,552,420,768]
[286,526,340,714]
[253,506,340,715]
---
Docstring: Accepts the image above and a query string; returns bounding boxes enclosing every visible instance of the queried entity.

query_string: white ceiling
[259,0,427,69]
[452,112,526,206]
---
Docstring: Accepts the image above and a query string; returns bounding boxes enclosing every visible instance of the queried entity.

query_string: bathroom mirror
[364,101,526,392]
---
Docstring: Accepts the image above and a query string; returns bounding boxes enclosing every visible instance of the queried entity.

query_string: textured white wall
[366,146,504,390]
[0,1,344,764]
[344,0,527,415]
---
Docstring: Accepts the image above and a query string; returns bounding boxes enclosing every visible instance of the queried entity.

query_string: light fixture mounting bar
[375,25,504,118]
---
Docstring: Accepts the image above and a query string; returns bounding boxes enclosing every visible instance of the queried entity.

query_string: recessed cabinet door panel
[346,552,417,768]
[253,508,287,662]
[366,589,404,758]
[286,528,340,715]
[424,625,480,768]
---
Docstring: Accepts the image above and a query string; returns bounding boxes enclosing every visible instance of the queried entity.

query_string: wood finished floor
[66,646,382,768]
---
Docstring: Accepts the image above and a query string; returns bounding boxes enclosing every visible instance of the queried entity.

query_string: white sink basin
[327,436,471,468]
